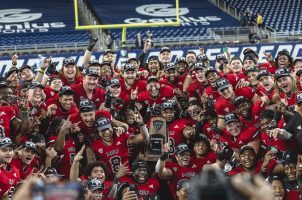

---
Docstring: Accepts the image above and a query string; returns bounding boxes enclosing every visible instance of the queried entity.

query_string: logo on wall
[0,9,42,23]
[136,4,189,17]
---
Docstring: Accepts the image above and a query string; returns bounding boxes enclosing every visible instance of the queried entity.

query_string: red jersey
[192,151,217,169]
[202,122,222,141]
[119,78,147,97]
[205,86,220,102]
[46,97,79,120]
[0,170,10,198]
[0,106,16,138]
[44,86,58,101]
[258,87,275,101]
[159,77,184,92]
[240,101,266,128]
[260,132,289,152]
[70,83,105,109]
[11,158,38,180]
[280,92,297,112]
[91,133,131,178]
[0,164,20,190]
[61,74,83,86]
[138,85,174,105]
[228,160,276,176]
[187,80,204,98]
[119,176,160,199]
[258,62,277,74]
[57,138,76,178]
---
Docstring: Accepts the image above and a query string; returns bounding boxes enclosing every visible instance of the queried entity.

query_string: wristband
[38,68,45,74]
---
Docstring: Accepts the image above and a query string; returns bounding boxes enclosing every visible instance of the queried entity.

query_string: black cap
[5,67,18,79]
[63,57,76,66]
[87,178,105,191]
[234,96,249,107]
[29,81,44,89]
[239,145,255,155]
[0,137,16,149]
[79,99,95,113]
[282,150,297,165]
[160,47,171,54]
[165,63,176,71]
[58,86,74,96]
[196,54,209,62]
[44,167,64,177]
[192,63,206,71]
[83,68,99,77]
[274,68,290,80]
[243,54,256,62]
[131,159,148,172]
[216,78,232,92]
[109,78,120,87]
[147,76,158,84]
[0,77,9,88]
[244,66,259,76]
[175,143,190,155]
[20,82,29,90]
[95,117,112,132]
[275,49,293,63]
[243,48,259,58]
[123,63,136,72]
[257,69,271,80]
[148,56,159,63]
[230,56,243,64]
[296,92,302,104]
[194,134,210,146]
[175,57,187,64]
[126,57,138,63]
[100,61,111,67]
[205,66,218,77]
[216,54,226,61]
[88,59,102,67]
[225,112,240,125]
[161,100,174,110]
[21,141,38,152]
[48,75,61,84]
[20,65,32,72]
[104,49,114,55]
[260,109,274,120]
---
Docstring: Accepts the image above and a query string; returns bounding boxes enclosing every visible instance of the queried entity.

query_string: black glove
[221,143,234,161]
[100,76,110,88]
[45,61,59,76]
[104,91,112,108]
[160,151,168,161]
[211,124,223,134]
[87,37,98,52]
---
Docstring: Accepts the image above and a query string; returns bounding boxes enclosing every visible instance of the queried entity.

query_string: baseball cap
[165,63,176,71]
[147,76,158,84]
[216,78,232,92]
[100,61,111,68]
[194,134,210,146]
[29,81,45,89]
[160,47,171,54]
[243,48,259,58]
[282,150,297,165]
[88,59,102,67]
[19,65,32,72]
[225,112,240,125]
[161,100,174,110]
[0,137,16,149]
[109,78,120,87]
[243,54,256,62]
[21,141,38,153]
[79,99,95,113]
[192,63,206,71]
[83,68,99,77]
[239,145,255,155]
[296,92,302,105]
[147,56,159,63]
[126,57,138,63]
[0,77,9,88]
[20,82,29,90]
[274,68,290,80]
[216,54,226,61]
[95,117,112,132]
[257,69,271,80]
[44,167,64,177]
[175,143,190,155]
[234,96,249,107]
[131,159,148,172]
[175,57,187,64]
[123,63,136,72]
[48,75,61,84]
[196,54,209,62]
[58,86,74,96]
[244,66,259,76]
[87,178,105,191]
[5,67,18,79]
[230,56,243,63]
[260,109,275,120]
[205,66,218,77]
[63,57,76,66]
[104,49,114,55]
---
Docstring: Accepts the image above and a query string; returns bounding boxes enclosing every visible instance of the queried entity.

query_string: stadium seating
[0,0,89,47]
[225,0,302,31]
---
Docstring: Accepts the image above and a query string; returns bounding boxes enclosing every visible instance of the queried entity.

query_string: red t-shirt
[228,160,276,176]
[57,138,76,178]
[44,86,59,101]
[61,75,83,86]
[240,101,266,128]
[0,170,10,198]
[11,158,38,180]
[187,80,204,98]
[46,97,79,120]
[0,106,16,138]
[0,164,20,191]
[119,78,147,97]
[138,85,174,105]
[192,151,217,169]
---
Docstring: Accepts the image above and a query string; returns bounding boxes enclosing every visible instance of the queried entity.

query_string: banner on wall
[1,42,302,77]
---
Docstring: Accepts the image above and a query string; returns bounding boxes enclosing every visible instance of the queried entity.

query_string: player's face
[63,64,77,80]
[235,102,250,117]
[276,76,292,93]
[183,126,196,140]
[20,68,34,81]
[147,82,160,98]
[194,69,206,84]
[243,60,255,68]
[226,121,241,137]
[20,148,35,165]
[176,151,191,167]
[80,111,96,127]
[129,60,139,69]
[83,76,99,91]
[0,146,14,164]
[90,166,106,181]
[259,76,274,91]
[294,61,302,74]
[20,88,28,98]
[28,87,43,102]
[7,71,19,87]
[247,71,259,86]
[166,69,177,83]
[206,72,219,87]
[230,59,243,74]
[59,95,74,110]
[239,149,256,169]
[161,108,175,123]
[160,51,171,63]
[89,189,103,200]
[99,128,113,143]
[124,109,135,125]
[148,60,160,74]
[277,55,289,68]
[272,180,285,200]
[176,187,188,200]
[109,85,121,98]
[103,53,114,62]
[186,53,196,64]
[219,86,234,100]
[100,65,111,77]
[176,62,187,74]
[133,168,148,183]
[187,105,201,121]
[123,70,137,85]
[0,87,13,104]
[284,163,296,181]
[194,141,208,156]
[260,118,272,132]
[50,79,63,91]
[90,66,101,77]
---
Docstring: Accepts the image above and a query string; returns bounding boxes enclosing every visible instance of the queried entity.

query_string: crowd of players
[1,37,302,200]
